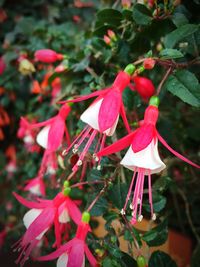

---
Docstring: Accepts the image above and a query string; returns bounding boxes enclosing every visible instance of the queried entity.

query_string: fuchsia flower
[35,49,64,63]
[13,184,81,266]
[61,64,135,172]
[130,76,155,101]
[38,212,99,267]
[97,96,200,224]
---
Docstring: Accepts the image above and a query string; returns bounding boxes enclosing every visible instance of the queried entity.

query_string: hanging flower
[13,183,81,266]
[34,49,64,63]
[61,64,135,172]
[97,96,200,224]
[38,212,99,267]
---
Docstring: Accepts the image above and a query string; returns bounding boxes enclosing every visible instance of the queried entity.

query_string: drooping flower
[97,96,200,224]
[13,184,81,266]
[38,212,99,267]
[61,64,135,172]
[34,49,63,63]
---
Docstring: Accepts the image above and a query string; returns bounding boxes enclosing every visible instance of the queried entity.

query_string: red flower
[38,212,99,267]
[35,49,63,63]
[61,65,135,172]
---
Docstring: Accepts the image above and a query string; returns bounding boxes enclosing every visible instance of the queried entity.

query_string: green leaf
[132,4,152,26]
[191,244,200,267]
[159,49,184,59]
[164,24,199,48]
[153,176,174,193]
[164,70,200,107]
[87,194,108,216]
[149,251,178,267]
[96,9,122,28]
[143,193,167,213]
[142,220,168,246]
[121,252,137,267]
[108,182,129,210]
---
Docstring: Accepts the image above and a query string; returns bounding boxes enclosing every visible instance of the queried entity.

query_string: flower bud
[122,0,131,9]
[31,80,41,94]
[34,49,63,63]
[133,76,155,100]
[143,58,156,69]
[107,30,117,41]
[137,255,146,267]
[82,212,90,223]
[103,35,111,45]
[18,59,35,75]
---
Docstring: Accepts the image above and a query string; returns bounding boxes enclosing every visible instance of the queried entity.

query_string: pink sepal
[98,89,121,132]
[157,131,200,169]
[131,124,155,153]
[120,102,131,133]
[47,118,65,151]
[97,131,136,157]
[58,88,110,104]
[28,117,55,129]
[37,239,74,261]
[22,207,55,245]
[66,197,82,225]
[84,244,99,267]
[68,241,84,267]
[24,177,46,196]
[13,192,47,209]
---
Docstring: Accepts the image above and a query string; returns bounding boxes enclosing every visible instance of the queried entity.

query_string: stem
[121,214,140,251]
[178,188,200,244]
[71,180,104,188]
[67,170,77,181]
[156,67,172,95]
[87,186,107,212]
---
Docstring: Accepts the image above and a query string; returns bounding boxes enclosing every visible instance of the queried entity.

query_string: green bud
[137,256,146,267]
[63,180,70,188]
[149,95,160,107]
[124,64,136,75]
[137,65,145,74]
[82,211,90,223]
[63,187,71,196]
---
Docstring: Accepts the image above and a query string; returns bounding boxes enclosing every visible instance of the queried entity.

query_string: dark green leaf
[96,9,122,28]
[153,176,174,193]
[149,251,178,267]
[164,70,200,107]
[132,4,152,26]
[191,244,200,267]
[121,252,137,267]
[164,24,198,48]
[159,49,184,59]
[87,194,108,216]
[108,182,129,210]
[143,193,167,213]
[142,220,168,246]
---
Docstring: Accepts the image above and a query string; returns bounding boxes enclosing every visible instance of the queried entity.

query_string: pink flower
[38,212,99,267]
[130,76,155,100]
[97,96,200,223]
[61,65,135,172]
[13,187,81,266]
[34,49,64,63]
[0,56,6,75]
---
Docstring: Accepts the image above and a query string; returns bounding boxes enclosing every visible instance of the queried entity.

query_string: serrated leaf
[132,4,152,26]
[159,49,184,59]
[149,251,178,267]
[165,70,200,107]
[142,220,168,246]
[164,24,198,48]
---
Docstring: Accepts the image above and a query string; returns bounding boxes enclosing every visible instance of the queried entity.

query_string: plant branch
[156,67,172,95]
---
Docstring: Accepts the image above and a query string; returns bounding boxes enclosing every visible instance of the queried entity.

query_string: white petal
[57,253,68,267]
[59,205,70,223]
[23,134,34,144]
[80,98,119,136]
[80,99,102,131]
[121,139,166,174]
[23,209,43,229]
[36,125,50,149]
[29,184,42,196]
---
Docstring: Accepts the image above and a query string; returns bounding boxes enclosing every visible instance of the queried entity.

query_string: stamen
[138,170,145,217]
[120,209,125,215]
[138,214,143,222]
[148,169,154,218]
[152,213,156,221]
[123,169,137,212]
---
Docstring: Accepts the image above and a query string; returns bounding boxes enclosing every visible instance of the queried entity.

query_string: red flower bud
[143,58,156,69]
[133,76,155,100]
[0,56,6,75]
[34,49,63,63]
[103,35,111,45]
